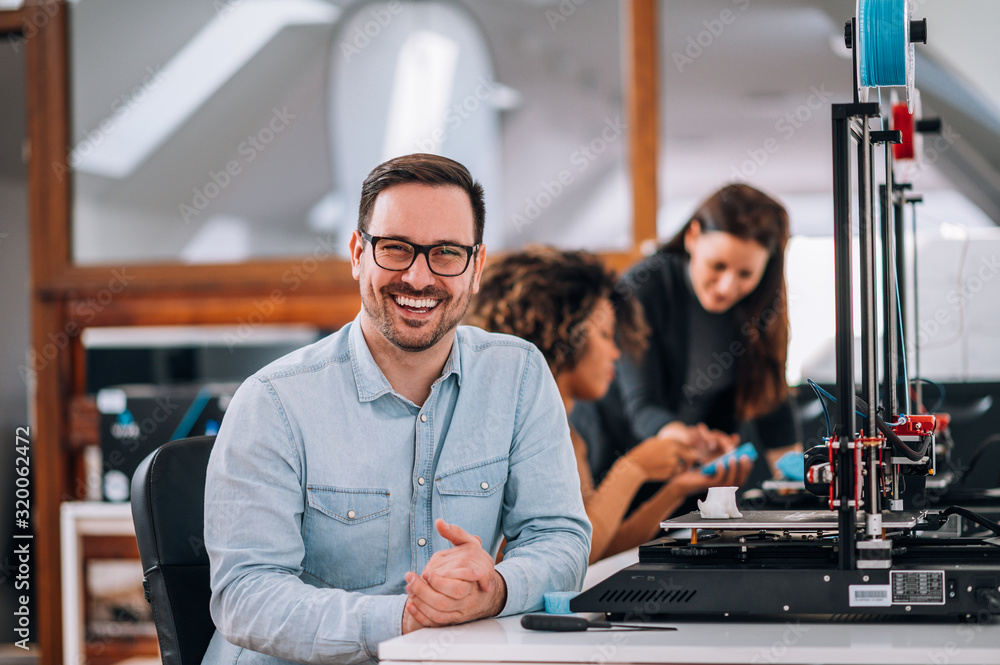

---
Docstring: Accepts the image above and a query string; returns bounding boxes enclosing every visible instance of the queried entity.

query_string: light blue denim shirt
[202,316,591,665]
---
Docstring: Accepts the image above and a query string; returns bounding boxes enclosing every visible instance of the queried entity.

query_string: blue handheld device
[700,441,758,475]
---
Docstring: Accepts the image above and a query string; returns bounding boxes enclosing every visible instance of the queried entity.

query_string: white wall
[787,208,1000,386]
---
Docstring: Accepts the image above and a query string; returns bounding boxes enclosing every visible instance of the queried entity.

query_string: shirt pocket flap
[435,457,508,497]
[307,487,389,524]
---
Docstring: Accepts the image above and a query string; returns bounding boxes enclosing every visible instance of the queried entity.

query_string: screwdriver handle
[520,614,590,632]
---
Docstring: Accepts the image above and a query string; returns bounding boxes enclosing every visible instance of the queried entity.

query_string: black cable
[807,379,833,438]
[960,434,1000,486]
[910,377,946,414]
[939,506,1000,537]
[854,395,930,462]
[801,388,929,462]
[935,427,964,478]
[977,589,1000,614]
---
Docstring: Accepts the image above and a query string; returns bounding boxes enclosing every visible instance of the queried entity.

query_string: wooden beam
[25,2,70,664]
[26,0,71,280]
[29,299,73,665]
[626,0,660,249]
[36,256,358,300]
[67,291,361,329]
[0,9,25,35]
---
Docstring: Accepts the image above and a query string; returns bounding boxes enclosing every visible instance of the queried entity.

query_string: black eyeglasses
[360,231,480,277]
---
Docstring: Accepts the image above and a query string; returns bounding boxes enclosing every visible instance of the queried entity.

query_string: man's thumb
[436,518,480,546]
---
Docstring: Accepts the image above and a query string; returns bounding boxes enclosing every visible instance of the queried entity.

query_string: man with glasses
[203,153,591,665]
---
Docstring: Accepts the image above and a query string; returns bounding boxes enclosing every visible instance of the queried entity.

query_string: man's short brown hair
[358,153,486,244]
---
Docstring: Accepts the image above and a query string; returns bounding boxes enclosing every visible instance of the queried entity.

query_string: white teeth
[394,295,439,310]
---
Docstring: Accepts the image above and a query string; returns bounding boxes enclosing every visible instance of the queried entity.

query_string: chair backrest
[131,435,216,665]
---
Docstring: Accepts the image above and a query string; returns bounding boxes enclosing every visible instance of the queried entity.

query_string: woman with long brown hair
[467,247,746,564]
[575,183,801,483]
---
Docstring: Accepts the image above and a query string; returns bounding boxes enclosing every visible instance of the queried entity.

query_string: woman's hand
[655,421,695,445]
[656,421,739,460]
[626,434,701,482]
[668,454,753,497]
[691,423,740,459]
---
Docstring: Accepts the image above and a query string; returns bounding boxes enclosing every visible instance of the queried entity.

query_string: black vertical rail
[909,196,924,409]
[893,184,910,412]
[832,104,857,570]
[858,125,878,443]
[881,146,899,425]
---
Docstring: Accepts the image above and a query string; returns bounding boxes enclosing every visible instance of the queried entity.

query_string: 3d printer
[572,3,1000,622]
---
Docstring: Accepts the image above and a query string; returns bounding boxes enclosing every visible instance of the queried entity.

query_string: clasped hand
[402,519,507,634]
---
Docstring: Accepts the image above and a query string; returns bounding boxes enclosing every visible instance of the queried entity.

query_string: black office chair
[131,435,217,665]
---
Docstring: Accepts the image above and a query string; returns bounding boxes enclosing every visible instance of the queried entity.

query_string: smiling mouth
[393,294,441,313]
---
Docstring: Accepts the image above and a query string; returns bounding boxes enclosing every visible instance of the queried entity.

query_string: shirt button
[417,477,425,486]
[481,482,489,490]
[347,510,356,519]
[420,414,427,422]
[418,538,427,547]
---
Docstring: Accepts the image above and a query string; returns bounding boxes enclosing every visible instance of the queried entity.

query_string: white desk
[379,549,1000,665]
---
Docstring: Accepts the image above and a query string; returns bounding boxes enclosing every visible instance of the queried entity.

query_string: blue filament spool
[857,0,915,109]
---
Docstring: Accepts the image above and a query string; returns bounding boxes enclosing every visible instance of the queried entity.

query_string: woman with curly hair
[467,247,746,563]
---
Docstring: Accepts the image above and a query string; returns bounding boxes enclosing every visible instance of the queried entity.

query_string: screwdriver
[521,614,677,632]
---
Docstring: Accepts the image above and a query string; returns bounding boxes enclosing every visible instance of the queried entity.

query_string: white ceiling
[656,0,1000,230]
[3,0,997,241]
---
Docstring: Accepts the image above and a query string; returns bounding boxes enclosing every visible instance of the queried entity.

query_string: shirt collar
[348,313,463,403]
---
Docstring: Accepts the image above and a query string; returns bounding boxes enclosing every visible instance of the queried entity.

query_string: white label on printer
[849,584,891,607]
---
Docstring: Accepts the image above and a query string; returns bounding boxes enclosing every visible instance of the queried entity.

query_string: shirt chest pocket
[303,486,390,591]
[435,457,508,546]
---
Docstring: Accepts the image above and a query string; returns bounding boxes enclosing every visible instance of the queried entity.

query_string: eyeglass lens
[373,238,470,276]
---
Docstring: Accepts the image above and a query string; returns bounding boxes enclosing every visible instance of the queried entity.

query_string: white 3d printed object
[697,486,742,519]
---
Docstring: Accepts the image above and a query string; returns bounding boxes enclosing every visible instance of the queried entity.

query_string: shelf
[60,502,157,665]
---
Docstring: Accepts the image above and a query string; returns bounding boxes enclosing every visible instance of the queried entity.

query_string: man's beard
[360,274,473,353]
